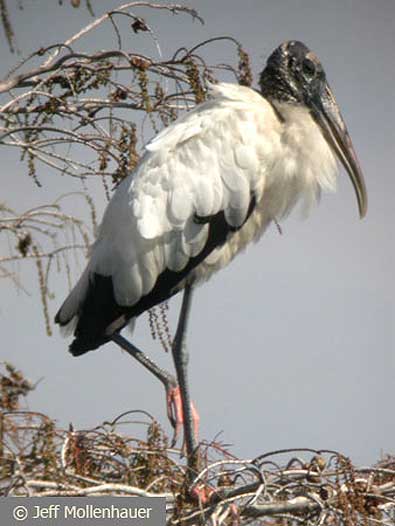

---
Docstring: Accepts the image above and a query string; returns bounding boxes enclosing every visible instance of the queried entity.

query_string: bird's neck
[269,102,339,203]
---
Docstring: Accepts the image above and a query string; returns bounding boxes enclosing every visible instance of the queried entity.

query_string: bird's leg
[111,333,185,444]
[171,284,200,479]
[166,384,199,449]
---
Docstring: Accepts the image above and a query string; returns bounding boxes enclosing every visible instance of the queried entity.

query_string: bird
[55,40,367,472]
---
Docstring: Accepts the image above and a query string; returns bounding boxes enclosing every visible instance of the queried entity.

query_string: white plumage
[55,40,367,466]
[57,81,338,335]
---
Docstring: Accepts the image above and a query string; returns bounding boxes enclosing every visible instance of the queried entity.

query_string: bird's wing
[56,83,280,334]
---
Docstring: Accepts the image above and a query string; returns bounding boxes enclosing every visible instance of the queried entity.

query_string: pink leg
[167,385,200,448]
[111,334,199,456]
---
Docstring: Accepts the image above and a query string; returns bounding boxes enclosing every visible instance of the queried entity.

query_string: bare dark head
[260,41,367,218]
[259,40,326,104]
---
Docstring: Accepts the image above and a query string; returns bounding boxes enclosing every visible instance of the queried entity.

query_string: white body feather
[58,82,338,332]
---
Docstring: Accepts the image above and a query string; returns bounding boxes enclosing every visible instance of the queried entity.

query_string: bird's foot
[190,483,215,505]
[192,487,239,521]
[166,385,200,448]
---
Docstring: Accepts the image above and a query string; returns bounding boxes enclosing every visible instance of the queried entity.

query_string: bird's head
[260,40,367,218]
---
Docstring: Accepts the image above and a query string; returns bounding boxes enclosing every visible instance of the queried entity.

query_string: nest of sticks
[1,363,394,526]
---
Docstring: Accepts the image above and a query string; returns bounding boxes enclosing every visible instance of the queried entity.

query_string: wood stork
[55,41,367,471]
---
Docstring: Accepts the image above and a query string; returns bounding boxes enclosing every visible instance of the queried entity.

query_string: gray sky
[1,0,394,465]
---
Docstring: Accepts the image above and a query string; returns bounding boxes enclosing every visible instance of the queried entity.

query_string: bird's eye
[302,58,316,79]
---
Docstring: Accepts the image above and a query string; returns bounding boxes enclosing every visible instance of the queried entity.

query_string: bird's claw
[190,484,215,504]
[166,385,182,446]
[166,385,199,448]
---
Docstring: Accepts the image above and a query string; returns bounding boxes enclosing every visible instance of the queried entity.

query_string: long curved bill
[310,84,368,218]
